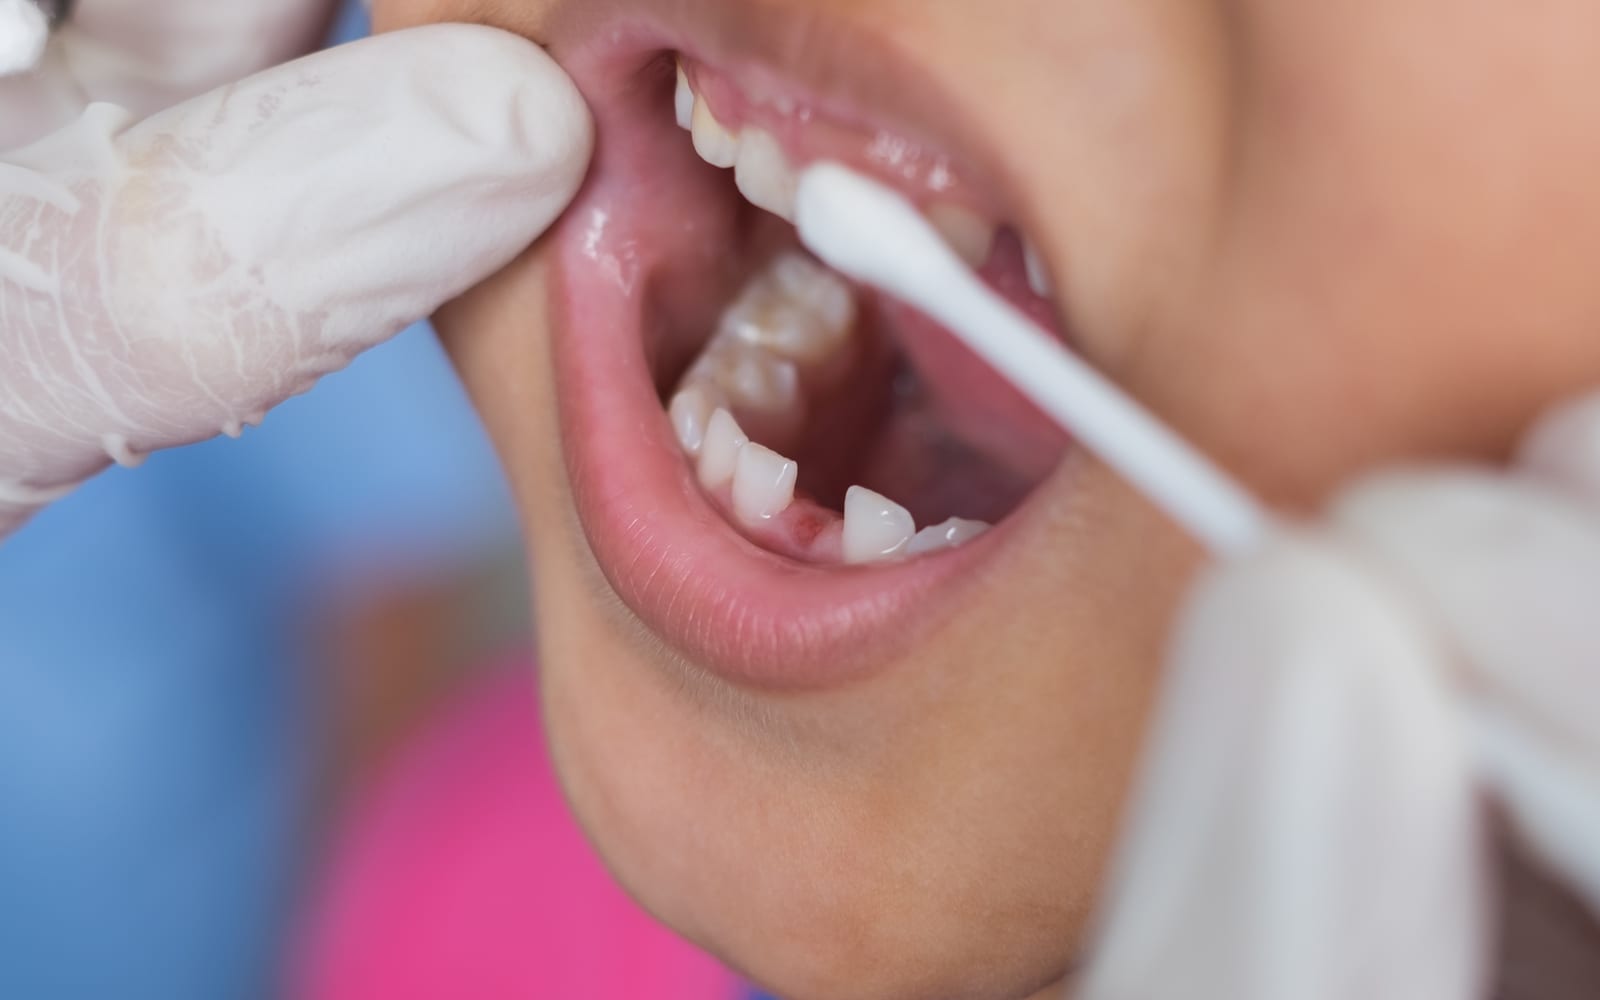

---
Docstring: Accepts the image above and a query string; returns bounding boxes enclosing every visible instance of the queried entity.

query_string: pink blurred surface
[297,660,740,1000]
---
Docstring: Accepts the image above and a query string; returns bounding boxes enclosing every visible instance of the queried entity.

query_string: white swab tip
[795,162,964,296]
[0,0,49,77]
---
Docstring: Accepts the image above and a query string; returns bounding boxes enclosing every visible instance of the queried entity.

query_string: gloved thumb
[0,24,591,526]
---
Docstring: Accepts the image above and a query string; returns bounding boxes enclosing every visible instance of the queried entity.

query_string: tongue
[804,233,1072,525]
[856,389,1043,526]
[874,283,1070,489]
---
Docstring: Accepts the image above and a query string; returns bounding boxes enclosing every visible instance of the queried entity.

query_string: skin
[375,1,1600,997]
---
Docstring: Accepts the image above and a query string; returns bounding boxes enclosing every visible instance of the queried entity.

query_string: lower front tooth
[731,443,798,525]
[697,408,748,490]
[842,485,916,564]
[907,517,991,555]
[734,129,798,222]
[669,385,720,455]
[674,63,695,130]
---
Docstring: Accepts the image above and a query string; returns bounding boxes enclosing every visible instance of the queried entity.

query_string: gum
[701,480,846,563]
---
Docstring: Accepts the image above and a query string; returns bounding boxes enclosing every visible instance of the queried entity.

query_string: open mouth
[548,19,1074,686]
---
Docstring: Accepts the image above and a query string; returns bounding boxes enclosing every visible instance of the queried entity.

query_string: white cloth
[0,3,592,535]
[1080,390,1600,999]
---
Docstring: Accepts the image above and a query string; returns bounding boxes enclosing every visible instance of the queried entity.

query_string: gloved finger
[1078,532,1487,1000]
[0,0,337,150]
[0,24,591,528]
[1519,389,1600,509]
[60,0,335,113]
[1334,471,1600,913]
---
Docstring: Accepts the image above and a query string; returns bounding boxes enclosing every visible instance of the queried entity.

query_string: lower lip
[546,38,1051,689]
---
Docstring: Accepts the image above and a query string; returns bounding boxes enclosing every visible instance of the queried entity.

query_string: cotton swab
[794,162,1267,557]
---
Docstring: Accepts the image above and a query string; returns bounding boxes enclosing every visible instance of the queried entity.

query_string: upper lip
[543,0,1017,208]
[538,0,1065,688]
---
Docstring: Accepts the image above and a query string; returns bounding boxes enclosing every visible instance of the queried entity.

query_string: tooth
[697,407,748,490]
[723,293,846,367]
[705,254,857,369]
[733,129,798,221]
[668,384,719,455]
[842,486,916,564]
[731,443,798,525]
[769,252,856,333]
[691,99,740,168]
[907,517,991,555]
[926,204,996,268]
[697,341,803,416]
[727,347,801,413]
[1023,240,1052,298]
[674,63,695,130]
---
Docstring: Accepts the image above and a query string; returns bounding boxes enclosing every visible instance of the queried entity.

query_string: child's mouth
[547,16,1079,686]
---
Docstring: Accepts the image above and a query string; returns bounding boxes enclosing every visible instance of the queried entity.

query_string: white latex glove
[1078,390,1600,1000]
[2,0,341,153]
[0,9,592,535]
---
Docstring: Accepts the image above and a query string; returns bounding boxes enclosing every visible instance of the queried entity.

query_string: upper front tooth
[674,63,695,130]
[691,99,740,168]
[926,204,996,269]
[842,485,916,564]
[731,442,799,526]
[907,516,990,555]
[697,407,748,490]
[1023,240,1052,298]
[734,129,798,222]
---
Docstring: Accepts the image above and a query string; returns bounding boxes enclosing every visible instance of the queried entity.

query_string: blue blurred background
[0,248,515,994]
[0,5,518,995]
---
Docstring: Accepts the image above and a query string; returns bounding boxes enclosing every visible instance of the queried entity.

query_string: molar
[733,129,799,222]
[697,408,749,489]
[691,98,740,168]
[731,442,799,525]
[769,252,856,333]
[907,516,990,555]
[1023,240,1052,298]
[842,485,916,564]
[722,289,848,367]
[691,341,803,419]
[926,203,996,269]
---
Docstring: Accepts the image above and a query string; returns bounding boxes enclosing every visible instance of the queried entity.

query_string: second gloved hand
[0,23,592,535]
[1078,391,1600,1000]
